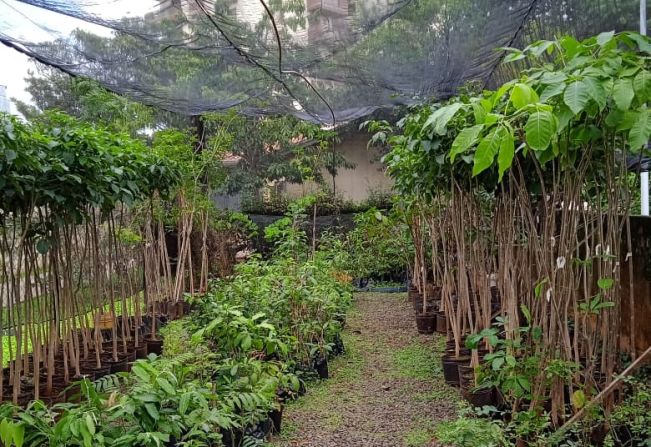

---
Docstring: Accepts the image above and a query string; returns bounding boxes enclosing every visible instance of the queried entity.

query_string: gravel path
[270,292,459,447]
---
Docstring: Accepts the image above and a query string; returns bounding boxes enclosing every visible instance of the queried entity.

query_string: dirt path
[270,292,459,447]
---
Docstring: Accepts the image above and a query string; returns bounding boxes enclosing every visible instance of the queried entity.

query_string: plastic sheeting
[0,0,644,123]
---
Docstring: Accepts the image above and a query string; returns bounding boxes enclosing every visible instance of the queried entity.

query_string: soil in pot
[415,314,436,334]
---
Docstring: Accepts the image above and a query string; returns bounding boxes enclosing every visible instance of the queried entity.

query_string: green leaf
[179,393,191,415]
[583,77,607,110]
[491,356,505,371]
[629,109,651,152]
[472,102,487,124]
[540,83,565,103]
[423,103,463,135]
[156,377,175,395]
[596,31,615,47]
[597,277,614,290]
[634,70,651,102]
[450,124,483,162]
[572,390,586,409]
[540,72,567,85]
[510,83,539,109]
[85,414,95,436]
[472,126,505,176]
[144,403,160,421]
[525,110,556,151]
[613,78,635,110]
[497,128,514,181]
[564,80,591,114]
[131,364,151,382]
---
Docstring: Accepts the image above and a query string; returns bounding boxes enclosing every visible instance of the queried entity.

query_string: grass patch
[392,342,442,379]
[404,426,435,446]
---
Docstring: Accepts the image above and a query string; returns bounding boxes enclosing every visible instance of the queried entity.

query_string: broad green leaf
[540,83,565,103]
[85,414,95,436]
[540,72,567,85]
[629,109,651,152]
[634,70,651,102]
[450,124,483,162]
[597,277,614,290]
[510,83,539,109]
[564,80,591,114]
[583,77,607,110]
[503,50,525,63]
[472,126,505,176]
[423,103,463,135]
[144,403,160,421]
[497,128,514,181]
[613,78,635,110]
[596,30,615,46]
[626,32,651,54]
[179,393,191,415]
[156,377,175,395]
[525,110,556,151]
[491,356,505,370]
[492,80,515,106]
[472,102,487,124]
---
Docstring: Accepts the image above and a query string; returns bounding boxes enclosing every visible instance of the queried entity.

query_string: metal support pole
[641,0,648,215]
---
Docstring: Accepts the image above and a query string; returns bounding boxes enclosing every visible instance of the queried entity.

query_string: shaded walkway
[271,292,459,447]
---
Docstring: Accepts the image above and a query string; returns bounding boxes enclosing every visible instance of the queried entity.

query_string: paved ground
[270,292,459,447]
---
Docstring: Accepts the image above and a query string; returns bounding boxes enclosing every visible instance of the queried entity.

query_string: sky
[0,0,156,114]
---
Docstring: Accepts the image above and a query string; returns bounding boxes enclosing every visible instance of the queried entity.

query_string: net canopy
[0,0,645,124]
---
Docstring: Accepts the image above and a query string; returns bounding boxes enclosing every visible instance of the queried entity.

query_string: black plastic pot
[145,338,163,356]
[435,312,447,333]
[463,387,495,408]
[220,428,243,447]
[415,314,436,334]
[245,418,272,439]
[107,358,129,374]
[414,301,437,314]
[330,333,345,357]
[442,355,469,387]
[313,357,329,379]
[269,406,283,434]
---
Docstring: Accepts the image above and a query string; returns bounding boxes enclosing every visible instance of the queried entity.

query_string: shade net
[0,0,644,124]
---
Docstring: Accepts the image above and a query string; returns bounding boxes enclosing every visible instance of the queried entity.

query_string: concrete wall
[283,131,393,202]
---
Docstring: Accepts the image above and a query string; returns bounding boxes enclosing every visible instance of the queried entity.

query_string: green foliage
[0,112,179,221]
[375,32,651,199]
[435,415,505,447]
[345,205,412,279]
[603,377,651,446]
[202,112,346,199]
